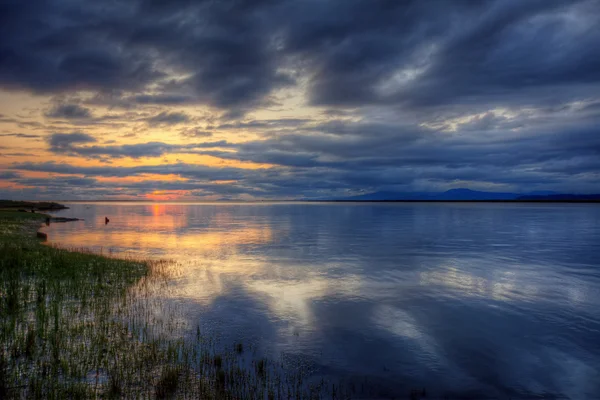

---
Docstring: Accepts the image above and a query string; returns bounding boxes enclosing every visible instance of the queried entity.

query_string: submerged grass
[0,211,356,399]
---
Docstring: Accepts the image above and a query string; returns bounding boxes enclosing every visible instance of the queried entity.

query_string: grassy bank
[0,211,344,399]
[0,200,68,212]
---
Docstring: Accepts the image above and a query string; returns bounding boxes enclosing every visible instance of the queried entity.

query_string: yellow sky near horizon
[0,83,337,200]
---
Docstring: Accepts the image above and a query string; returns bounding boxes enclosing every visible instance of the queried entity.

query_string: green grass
[0,211,348,399]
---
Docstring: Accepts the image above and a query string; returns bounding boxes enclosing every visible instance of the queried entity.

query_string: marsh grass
[0,211,356,399]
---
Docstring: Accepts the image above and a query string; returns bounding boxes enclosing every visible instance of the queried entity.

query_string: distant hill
[434,188,517,200]
[334,188,580,201]
[517,194,600,201]
[342,191,433,201]
[341,188,519,201]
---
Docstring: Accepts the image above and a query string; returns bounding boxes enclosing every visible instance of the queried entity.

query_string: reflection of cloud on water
[419,263,541,303]
[247,274,363,330]
[248,276,327,329]
[171,254,366,334]
[418,261,599,319]
[371,304,442,364]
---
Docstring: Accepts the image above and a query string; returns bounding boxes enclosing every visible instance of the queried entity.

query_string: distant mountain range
[332,188,600,201]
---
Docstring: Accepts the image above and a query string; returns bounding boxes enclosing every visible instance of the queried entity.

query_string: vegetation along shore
[0,200,69,212]
[0,208,357,399]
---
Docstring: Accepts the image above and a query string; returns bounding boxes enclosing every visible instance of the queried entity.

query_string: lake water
[43,202,600,398]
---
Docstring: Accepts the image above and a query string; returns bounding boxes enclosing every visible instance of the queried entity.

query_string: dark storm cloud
[1,0,598,113]
[0,0,161,92]
[409,1,600,107]
[282,0,600,109]
[45,104,92,119]
[0,0,289,113]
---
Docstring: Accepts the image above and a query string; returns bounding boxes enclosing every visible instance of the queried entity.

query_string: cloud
[1,0,598,116]
[131,94,195,105]
[45,134,234,159]
[47,132,97,148]
[0,0,289,114]
[281,0,600,110]
[0,133,41,139]
[45,104,92,119]
[0,171,20,179]
[12,102,595,197]
[180,128,213,138]
[1,152,35,157]
[0,115,19,124]
[16,176,98,188]
[210,119,312,131]
[146,111,190,126]
[10,161,250,182]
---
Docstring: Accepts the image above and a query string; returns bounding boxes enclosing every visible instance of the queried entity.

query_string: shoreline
[0,210,348,399]
[0,210,153,397]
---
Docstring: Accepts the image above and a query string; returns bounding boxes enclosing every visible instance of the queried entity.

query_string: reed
[0,211,355,399]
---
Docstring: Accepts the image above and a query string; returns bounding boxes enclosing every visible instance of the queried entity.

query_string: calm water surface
[44,202,600,398]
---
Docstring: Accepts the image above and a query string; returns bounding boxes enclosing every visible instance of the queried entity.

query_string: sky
[0,0,599,200]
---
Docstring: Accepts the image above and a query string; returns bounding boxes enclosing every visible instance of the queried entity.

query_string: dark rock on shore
[36,231,48,240]
[50,217,83,223]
